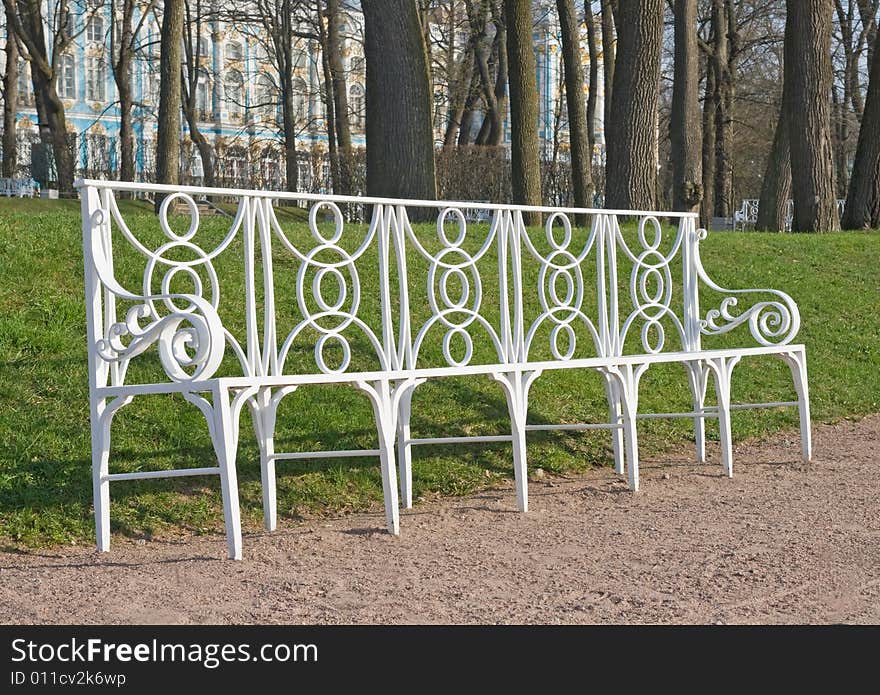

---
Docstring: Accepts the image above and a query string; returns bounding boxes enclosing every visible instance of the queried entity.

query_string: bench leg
[601,365,647,492]
[601,373,625,475]
[781,348,812,462]
[212,388,243,561]
[395,380,423,509]
[707,356,741,478]
[358,379,401,535]
[251,386,298,532]
[493,370,541,513]
[89,395,132,553]
[685,361,710,463]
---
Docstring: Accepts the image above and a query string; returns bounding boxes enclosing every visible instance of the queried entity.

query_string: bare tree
[181,0,215,187]
[557,0,594,215]
[2,4,18,177]
[605,0,663,210]
[3,0,86,192]
[584,1,599,155]
[843,20,880,228]
[756,107,791,231]
[362,0,436,201]
[473,0,507,146]
[504,0,541,221]
[110,0,152,183]
[601,0,616,141]
[786,0,839,232]
[155,0,183,193]
[670,0,702,213]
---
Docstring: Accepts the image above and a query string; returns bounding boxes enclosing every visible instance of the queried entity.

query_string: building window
[87,15,104,43]
[58,53,76,100]
[260,148,280,188]
[226,41,243,61]
[147,70,160,109]
[198,35,210,58]
[86,57,106,101]
[225,146,247,185]
[86,133,109,175]
[62,10,75,39]
[196,70,211,121]
[255,74,277,124]
[349,56,365,77]
[17,61,33,106]
[292,77,308,123]
[293,49,307,71]
[349,84,364,130]
[225,70,244,120]
[297,159,311,192]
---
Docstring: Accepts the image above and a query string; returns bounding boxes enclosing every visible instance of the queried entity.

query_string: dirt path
[2,416,879,624]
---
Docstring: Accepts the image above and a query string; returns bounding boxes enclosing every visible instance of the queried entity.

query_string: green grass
[1,198,878,548]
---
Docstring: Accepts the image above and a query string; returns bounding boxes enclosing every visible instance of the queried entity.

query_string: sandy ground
[1,415,878,625]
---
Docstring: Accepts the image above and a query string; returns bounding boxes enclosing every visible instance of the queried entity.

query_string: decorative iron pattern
[82,185,806,385]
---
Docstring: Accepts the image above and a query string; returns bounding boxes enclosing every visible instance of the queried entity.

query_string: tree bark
[605,0,663,210]
[4,0,76,192]
[670,0,702,213]
[700,54,716,228]
[443,47,475,147]
[843,19,880,229]
[2,7,18,178]
[362,0,437,203]
[181,0,214,187]
[557,0,594,216]
[785,0,839,232]
[504,0,541,221]
[711,0,734,218]
[316,0,341,194]
[584,2,599,155]
[326,0,352,153]
[156,0,183,191]
[601,0,616,147]
[756,109,791,231]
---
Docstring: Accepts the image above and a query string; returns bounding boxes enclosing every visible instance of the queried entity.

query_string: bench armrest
[95,293,226,383]
[694,228,801,347]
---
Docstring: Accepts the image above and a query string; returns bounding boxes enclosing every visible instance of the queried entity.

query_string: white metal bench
[78,180,811,559]
[735,198,845,231]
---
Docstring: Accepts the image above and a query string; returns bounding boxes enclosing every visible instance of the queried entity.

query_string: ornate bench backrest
[79,181,799,389]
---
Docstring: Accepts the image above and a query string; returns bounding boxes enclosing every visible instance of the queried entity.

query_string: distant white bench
[734,198,846,231]
[0,177,37,198]
[78,180,811,559]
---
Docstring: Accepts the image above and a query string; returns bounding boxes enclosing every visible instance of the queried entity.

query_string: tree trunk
[280,66,299,193]
[843,20,880,229]
[601,0,616,147]
[670,0,702,213]
[557,0,594,216]
[327,0,352,153]
[585,2,599,156]
[756,110,791,231]
[156,0,183,192]
[443,47,474,147]
[700,55,716,228]
[457,66,481,146]
[2,9,18,178]
[711,0,733,218]
[856,0,878,71]
[471,1,503,148]
[316,0,341,194]
[5,0,76,191]
[362,0,437,203]
[504,0,541,221]
[605,0,663,210]
[785,0,839,232]
[487,7,508,146]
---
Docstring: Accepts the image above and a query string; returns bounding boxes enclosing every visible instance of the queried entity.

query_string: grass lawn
[1,197,878,548]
